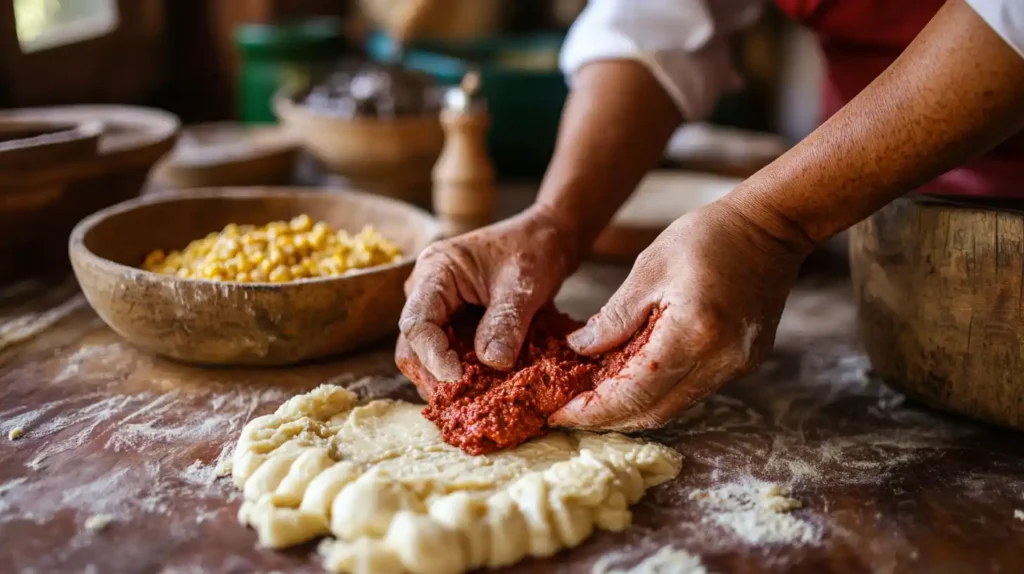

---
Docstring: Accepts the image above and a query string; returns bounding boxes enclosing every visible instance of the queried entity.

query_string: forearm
[727,0,1024,253]
[535,60,683,256]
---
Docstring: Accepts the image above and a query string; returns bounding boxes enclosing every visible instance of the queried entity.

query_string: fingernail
[568,325,595,351]
[484,341,514,368]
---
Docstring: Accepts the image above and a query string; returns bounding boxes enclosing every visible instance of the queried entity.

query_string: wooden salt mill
[432,71,495,237]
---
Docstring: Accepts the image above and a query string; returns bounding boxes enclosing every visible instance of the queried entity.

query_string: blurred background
[0,0,835,280]
[0,0,824,148]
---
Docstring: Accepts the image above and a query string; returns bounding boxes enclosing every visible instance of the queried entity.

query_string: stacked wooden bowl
[274,94,443,208]
[0,106,179,281]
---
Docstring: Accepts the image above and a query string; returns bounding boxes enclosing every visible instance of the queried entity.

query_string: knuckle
[634,251,654,270]
[599,301,633,333]
[483,300,524,331]
[420,240,452,260]
[397,316,420,337]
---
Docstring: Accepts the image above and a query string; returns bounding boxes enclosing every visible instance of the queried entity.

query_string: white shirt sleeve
[966,0,1024,59]
[559,0,767,121]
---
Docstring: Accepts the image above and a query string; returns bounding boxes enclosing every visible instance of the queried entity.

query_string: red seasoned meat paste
[418,306,661,455]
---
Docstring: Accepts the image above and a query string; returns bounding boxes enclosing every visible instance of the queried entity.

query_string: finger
[568,274,657,356]
[473,269,545,370]
[551,311,701,429]
[399,261,463,382]
[599,368,726,432]
[395,334,438,400]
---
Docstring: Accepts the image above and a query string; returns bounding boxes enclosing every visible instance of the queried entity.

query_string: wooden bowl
[850,195,1024,431]
[274,94,443,207]
[151,122,299,189]
[69,188,441,366]
[0,119,102,170]
[0,106,179,282]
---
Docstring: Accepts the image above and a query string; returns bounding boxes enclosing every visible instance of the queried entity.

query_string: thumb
[474,272,545,370]
[569,280,655,356]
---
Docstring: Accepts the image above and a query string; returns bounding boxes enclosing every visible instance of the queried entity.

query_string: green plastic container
[367,32,568,178]
[236,18,345,124]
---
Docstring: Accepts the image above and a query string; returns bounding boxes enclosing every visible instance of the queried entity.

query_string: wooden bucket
[850,196,1024,430]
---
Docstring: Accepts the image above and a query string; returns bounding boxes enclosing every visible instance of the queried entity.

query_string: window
[14,0,119,53]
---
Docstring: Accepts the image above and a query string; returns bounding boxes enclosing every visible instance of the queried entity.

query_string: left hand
[548,198,809,432]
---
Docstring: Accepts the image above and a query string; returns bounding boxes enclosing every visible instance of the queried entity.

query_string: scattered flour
[688,480,820,547]
[84,514,116,532]
[1015,510,1023,521]
[0,293,86,353]
[592,546,708,574]
[0,384,284,529]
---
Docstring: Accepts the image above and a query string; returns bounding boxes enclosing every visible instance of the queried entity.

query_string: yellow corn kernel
[290,214,313,232]
[236,257,253,272]
[143,249,165,269]
[201,263,223,278]
[309,232,327,250]
[139,214,401,282]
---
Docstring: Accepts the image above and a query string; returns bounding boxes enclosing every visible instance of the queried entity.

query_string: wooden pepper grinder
[432,71,495,237]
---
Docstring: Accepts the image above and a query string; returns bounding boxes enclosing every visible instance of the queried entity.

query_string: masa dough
[231,384,682,574]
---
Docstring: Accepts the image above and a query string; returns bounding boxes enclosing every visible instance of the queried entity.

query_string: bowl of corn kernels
[69,187,441,366]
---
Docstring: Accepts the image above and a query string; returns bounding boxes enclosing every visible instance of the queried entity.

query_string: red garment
[774,0,1024,197]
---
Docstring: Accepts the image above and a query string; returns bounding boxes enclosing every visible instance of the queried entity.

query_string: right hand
[395,206,579,398]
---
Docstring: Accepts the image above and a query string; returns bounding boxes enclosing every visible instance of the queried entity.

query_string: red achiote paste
[420,306,661,455]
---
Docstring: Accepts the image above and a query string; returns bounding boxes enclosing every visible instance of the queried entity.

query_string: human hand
[395,206,579,398]
[548,199,810,432]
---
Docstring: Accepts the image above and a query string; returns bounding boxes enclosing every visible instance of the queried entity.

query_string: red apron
[774,0,1024,198]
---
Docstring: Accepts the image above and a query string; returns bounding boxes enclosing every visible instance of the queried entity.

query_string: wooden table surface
[2,259,1024,574]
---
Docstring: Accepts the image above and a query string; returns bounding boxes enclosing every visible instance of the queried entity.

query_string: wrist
[716,184,819,260]
[523,202,586,273]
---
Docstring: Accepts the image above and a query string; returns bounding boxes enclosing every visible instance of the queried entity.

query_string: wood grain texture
[1,262,1023,573]
[151,123,299,189]
[275,95,444,207]
[0,119,101,171]
[69,188,440,366]
[850,196,1024,431]
[0,106,178,283]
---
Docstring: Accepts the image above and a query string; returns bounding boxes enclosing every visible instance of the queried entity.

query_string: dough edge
[230,383,683,574]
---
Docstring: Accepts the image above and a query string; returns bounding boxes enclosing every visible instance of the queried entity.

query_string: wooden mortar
[850,195,1024,431]
[0,105,178,282]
